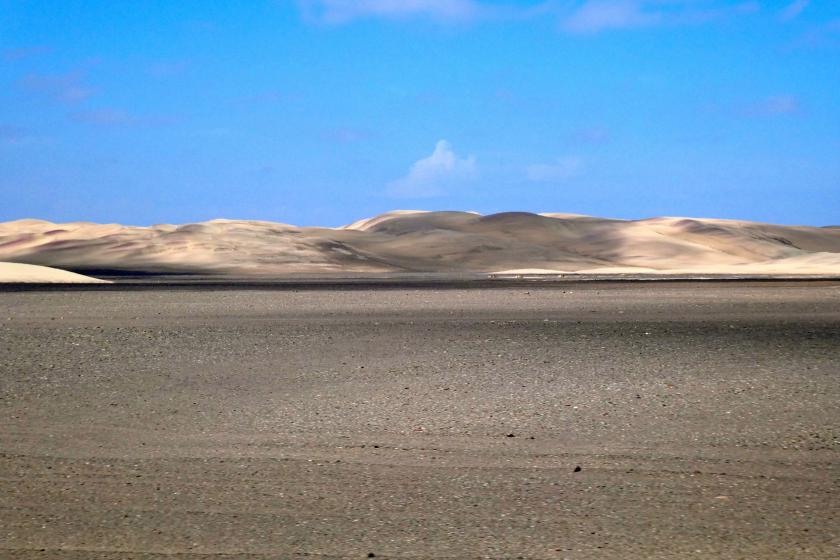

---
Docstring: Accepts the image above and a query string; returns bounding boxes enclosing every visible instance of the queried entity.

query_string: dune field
[1,211,839,277]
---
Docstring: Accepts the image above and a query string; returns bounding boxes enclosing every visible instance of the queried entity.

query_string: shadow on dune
[2,211,840,276]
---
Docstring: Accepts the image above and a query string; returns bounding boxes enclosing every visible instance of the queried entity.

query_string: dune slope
[0,262,110,283]
[1,212,839,275]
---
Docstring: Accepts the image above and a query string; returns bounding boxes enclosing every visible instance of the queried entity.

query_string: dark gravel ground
[1,281,839,559]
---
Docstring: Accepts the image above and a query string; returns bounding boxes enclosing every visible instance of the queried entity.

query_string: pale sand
[1,212,839,276]
[0,262,110,283]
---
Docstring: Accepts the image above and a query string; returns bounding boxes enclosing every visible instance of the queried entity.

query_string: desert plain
[1,280,839,559]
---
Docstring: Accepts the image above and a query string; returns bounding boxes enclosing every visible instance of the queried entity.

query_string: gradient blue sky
[1,0,839,226]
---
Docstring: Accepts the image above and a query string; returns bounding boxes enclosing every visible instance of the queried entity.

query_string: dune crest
[1,211,839,276]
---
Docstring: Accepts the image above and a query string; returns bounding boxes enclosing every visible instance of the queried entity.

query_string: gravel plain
[1,281,839,559]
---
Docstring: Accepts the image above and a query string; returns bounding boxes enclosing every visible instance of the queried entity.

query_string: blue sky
[1,0,839,226]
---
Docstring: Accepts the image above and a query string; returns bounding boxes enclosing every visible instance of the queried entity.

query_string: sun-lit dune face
[1,212,840,276]
[0,262,110,283]
[348,211,480,236]
[341,210,434,231]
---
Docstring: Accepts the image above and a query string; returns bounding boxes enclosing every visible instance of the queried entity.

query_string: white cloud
[297,0,481,24]
[387,140,477,198]
[779,0,809,22]
[526,156,584,182]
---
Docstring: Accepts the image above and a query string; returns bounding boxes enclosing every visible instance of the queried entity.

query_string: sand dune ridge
[1,211,839,276]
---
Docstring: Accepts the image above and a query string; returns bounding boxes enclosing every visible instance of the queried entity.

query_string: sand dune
[0,262,110,283]
[1,212,839,276]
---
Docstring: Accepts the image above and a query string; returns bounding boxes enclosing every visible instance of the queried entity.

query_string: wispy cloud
[572,126,611,144]
[3,46,52,62]
[296,0,762,31]
[185,20,218,32]
[71,108,138,126]
[742,95,801,117]
[779,0,809,22]
[561,1,661,34]
[147,60,190,78]
[16,72,96,104]
[560,1,760,34]
[71,108,179,127]
[705,94,804,118]
[526,156,584,182]
[387,140,477,198]
[0,125,30,146]
[297,0,482,24]
[235,89,300,105]
[787,18,840,49]
[323,126,369,143]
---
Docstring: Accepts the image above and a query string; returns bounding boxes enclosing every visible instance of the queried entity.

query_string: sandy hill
[0,262,110,283]
[1,212,839,276]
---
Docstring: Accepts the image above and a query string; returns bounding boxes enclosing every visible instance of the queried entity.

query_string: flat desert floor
[1,282,839,559]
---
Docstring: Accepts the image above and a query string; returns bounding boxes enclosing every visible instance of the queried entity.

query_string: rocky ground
[1,281,839,559]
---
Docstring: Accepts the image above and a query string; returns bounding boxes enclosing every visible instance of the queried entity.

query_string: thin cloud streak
[787,18,840,49]
[572,126,611,144]
[71,108,180,127]
[0,125,30,145]
[71,109,139,126]
[296,1,763,33]
[742,95,801,117]
[16,72,96,104]
[561,1,662,34]
[559,1,760,34]
[147,60,190,78]
[526,156,584,182]
[297,0,482,24]
[322,127,370,144]
[3,46,52,61]
[779,0,810,22]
